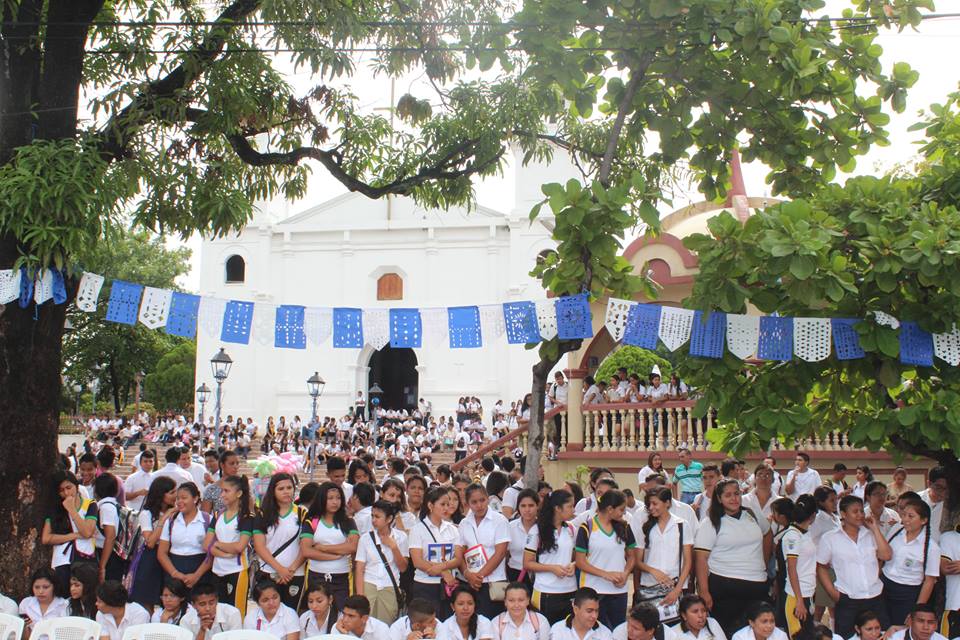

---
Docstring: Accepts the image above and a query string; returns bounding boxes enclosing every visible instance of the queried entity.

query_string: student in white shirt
[95,581,151,640]
[151,578,192,624]
[42,470,98,591]
[203,475,254,617]
[507,490,540,583]
[938,525,960,638]
[918,466,948,543]
[441,585,494,640]
[741,464,777,523]
[784,453,821,501]
[808,486,840,624]
[355,500,409,624]
[299,481,359,611]
[332,595,391,639]
[409,486,461,621]
[671,595,726,640]
[693,479,771,637]
[815,495,892,639]
[849,610,883,640]
[549,587,613,640]
[458,483,511,619]
[886,604,949,640]
[252,472,307,611]
[491,583,548,640]
[243,580,300,640]
[390,598,442,640]
[691,466,721,522]
[123,450,155,511]
[19,568,69,633]
[158,482,213,589]
[613,602,679,640]
[574,489,636,631]
[881,495,940,627]
[636,487,692,613]
[524,489,578,625]
[93,474,125,582]
[777,495,818,637]
[298,583,337,636]
[863,481,901,539]
[729,603,788,640]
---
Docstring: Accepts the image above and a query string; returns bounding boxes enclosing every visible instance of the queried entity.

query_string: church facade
[195,148,578,421]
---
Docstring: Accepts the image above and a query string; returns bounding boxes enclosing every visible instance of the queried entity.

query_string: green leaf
[877,330,900,359]
[789,255,817,280]
[768,26,791,44]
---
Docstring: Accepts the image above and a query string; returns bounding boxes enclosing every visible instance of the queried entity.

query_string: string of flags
[5,266,960,367]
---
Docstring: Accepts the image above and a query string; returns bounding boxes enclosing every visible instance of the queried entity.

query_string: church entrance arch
[367,346,418,411]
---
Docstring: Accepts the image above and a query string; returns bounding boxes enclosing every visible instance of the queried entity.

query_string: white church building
[195,147,578,421]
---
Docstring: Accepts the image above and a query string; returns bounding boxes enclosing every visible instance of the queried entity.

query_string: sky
[175,7,960,292]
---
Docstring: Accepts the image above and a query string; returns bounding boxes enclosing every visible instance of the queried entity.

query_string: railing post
[666,407,676,450]
[565,368,586,452]
[583,411,593,452]
[599,409,610,452]
[559,412,568,453]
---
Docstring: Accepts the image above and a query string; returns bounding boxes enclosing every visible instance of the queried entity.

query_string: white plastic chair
[0,613,24,640]
[120,624,193,640]
[31,617,101,640]
[210,632,278,640]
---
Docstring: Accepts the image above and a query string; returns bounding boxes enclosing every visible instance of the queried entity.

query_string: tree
[505,0,931,490]
[0,0,555,594]
[143,342,197,413]
[62,229,192,413]
[596,346,671,384]
[679,90,960,530]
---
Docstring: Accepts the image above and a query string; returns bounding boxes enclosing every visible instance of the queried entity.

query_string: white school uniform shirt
[731,627,789,640]
[882,526,940,586]
[123,468,153,511]
[253,506,307,576]
[95,497,120,549]
[49,499,98,567]
[575,516,638,594]
[887,631,948,640]
[694,510,770,582]
[96,602,151,640]
[209,511,254,576]
[18,597,69,629]
[353,506,373,535]
[243,604,300,636]
[300,516,359,575]
[161,511,209,556]
[491,611,549,640]
[0,594,17,617]
[614,622,678,640]
[864,504,901,539]
[440,614,494,640]
[785,468,822,500]
[525,522,578,594]
[670,618,727,640]
[153,463,194,487]
[356,529,409,589]
[919,489,945,543]
[508,518,537,571]
[549,620,613,640]
[780,525,817,597]
[939,530,960,610]
[815,526,883,599]
[150,605,195,624]
[637,514,690,587]
[408,516,460,584]
[298,609,335,637]
[741,491,775,521]
[389,615,441,640]
[458,508,511,583]
[808,510,840,545]
[179,603,243,638]
[336,614,391,640]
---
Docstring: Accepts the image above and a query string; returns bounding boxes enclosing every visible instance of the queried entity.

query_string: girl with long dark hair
[881,495,938,625]
[41,470,98,594]
[252,472,306,610]
[67,562,99,619]
[19,567,69,632]
[129,475,177,609]
[523,489,577,625]
[410,487,460,620]
[777,495,818,636]
[300,481,358,610]
[201,449,242,514]
[157,482,212,590]
[675,594,727,640]
[297,582,337,636]
[151,578,191,624]
[441,584,493,640]
[506,489,539,585]
[458,483,511,619]
[637,486,692,611]
[573,488,636,630]
[204,475,254,616]
[355,500,408,624]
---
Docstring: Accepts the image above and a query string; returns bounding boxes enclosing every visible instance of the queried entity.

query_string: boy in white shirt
[550,587,613,640]
[389,598,440,640]
[95,581,150,640]
[333,595,391,639]
[785,453,822,500]
[887,604,948,640]
[180,582,243,640]
[613,603,679,640]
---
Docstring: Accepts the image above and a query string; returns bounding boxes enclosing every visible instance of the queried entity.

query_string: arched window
[225,255,245,283]
[377,273,403,300]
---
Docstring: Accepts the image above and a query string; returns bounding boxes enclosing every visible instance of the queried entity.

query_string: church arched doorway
[368,346,418,410]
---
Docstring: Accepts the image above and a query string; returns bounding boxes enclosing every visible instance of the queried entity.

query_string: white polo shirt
[694,510,770,582]
[408,516,460,584]
[809,510,840,545]
[243,604,300,636]
[253,506,307,577]
[508,518,537,571]
[887,630,948,640]
[939,530,960,610]
[614,622,679,640]
[96,602,151,640]
[209,512,254,577]
[123,468,153,511]
[741,491,776,521]
[458,508,511,583]
[356,529,409,589]
[637,514,690,587]
[491,611,549,640]
[440,613,494,640]
[816,527,883,599]
[179,603,243,638]
[780,526,817,597]
[575,516,637,594]
[333,615,390,640]
[298,608,334,636]
[864,505,901,539]
[785,468,822,500]
[95,497,120,549]
[731,627,789,640]
[390,615,440,640]
[525,522,578,594]
[670,618,727,640]
[160,511,209,556]
[920,489,945,543]
[882,527,940,586]
[18,597,69,629]
[300,516,359,575]
[549,620,613,640]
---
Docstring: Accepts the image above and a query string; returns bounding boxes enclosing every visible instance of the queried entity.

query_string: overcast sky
[176,7,960,291]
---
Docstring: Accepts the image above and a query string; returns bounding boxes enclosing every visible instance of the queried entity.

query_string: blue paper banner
[390,309,422,348]
[900,321,934,367]
[831,318,865,360]
[449,306,482,348]
[51,270,67,304]
[275,305,306,349]
[221,300,254,344]
[758,315,793,361]
[104,280,143,325]
[623,304,661,349]
[503,302,540,345]
[556,294,593,340]
[333,308,363,348]
[689,310,726,359]
[165,292,201,338]
[18,267,32,308]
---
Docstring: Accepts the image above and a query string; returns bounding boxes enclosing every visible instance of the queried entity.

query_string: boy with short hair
[389,597,439,640]
[179,581,243,640]
[336,594,390,639]
[550,587,612,640]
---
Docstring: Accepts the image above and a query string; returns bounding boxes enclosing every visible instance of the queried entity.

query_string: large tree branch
[597,63,647,186]
[0,0,43,161]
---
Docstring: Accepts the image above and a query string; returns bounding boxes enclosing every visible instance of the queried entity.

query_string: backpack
[98,498,140,560]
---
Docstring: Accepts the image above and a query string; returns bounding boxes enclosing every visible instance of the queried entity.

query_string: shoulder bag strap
[369,531,405,608]
[271,509,305,559]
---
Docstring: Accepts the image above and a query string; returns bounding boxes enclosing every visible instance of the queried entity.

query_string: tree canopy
[143,342,197,413]
[596,346,672,384]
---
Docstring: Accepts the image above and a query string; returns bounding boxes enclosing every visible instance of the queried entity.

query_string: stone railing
[577,400,859,453]
[450,406,567,472]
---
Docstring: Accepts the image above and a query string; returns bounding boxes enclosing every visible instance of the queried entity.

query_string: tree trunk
[523,357,559,490]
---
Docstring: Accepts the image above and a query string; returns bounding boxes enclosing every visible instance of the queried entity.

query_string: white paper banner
[536,299,558,341]
[252,303,277,345]
[304,307,332,346]
[138,287,173,329]
[363,308,390,350]
[75,272,104,312]
[479,304,506,340]
[726,313,760,360]
[198,297,227,338]
[794,317,832,362]
[658,307,695,352]
[873,311,900,330]
[934,324,960,366]
[420,308,449,345]
[0,269,21,305]
[605,298,634,343]
[33,269,54,305]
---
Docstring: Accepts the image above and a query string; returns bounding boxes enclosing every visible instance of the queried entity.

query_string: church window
[377,273,403,300]
[225,255,245,283]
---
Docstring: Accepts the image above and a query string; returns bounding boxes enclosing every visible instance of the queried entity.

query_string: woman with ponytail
[881,495,940,625]
[524,489,577,625]
[637,486,692,612]
[778,495,818,636]
[252,473,307,610]
[203,475,254,616]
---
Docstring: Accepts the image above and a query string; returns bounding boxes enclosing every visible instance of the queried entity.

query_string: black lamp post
[307,372,326,480]
[196,383,211,432]
[210,348,233,446]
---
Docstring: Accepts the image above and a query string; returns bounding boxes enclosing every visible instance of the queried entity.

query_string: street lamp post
[307,372,326,481]
[134,371,144,418]
[196,383,211,433]
[89,377,100,415]
[210,348,233,449]
[72,383,82,420]
[369,382,383,427]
